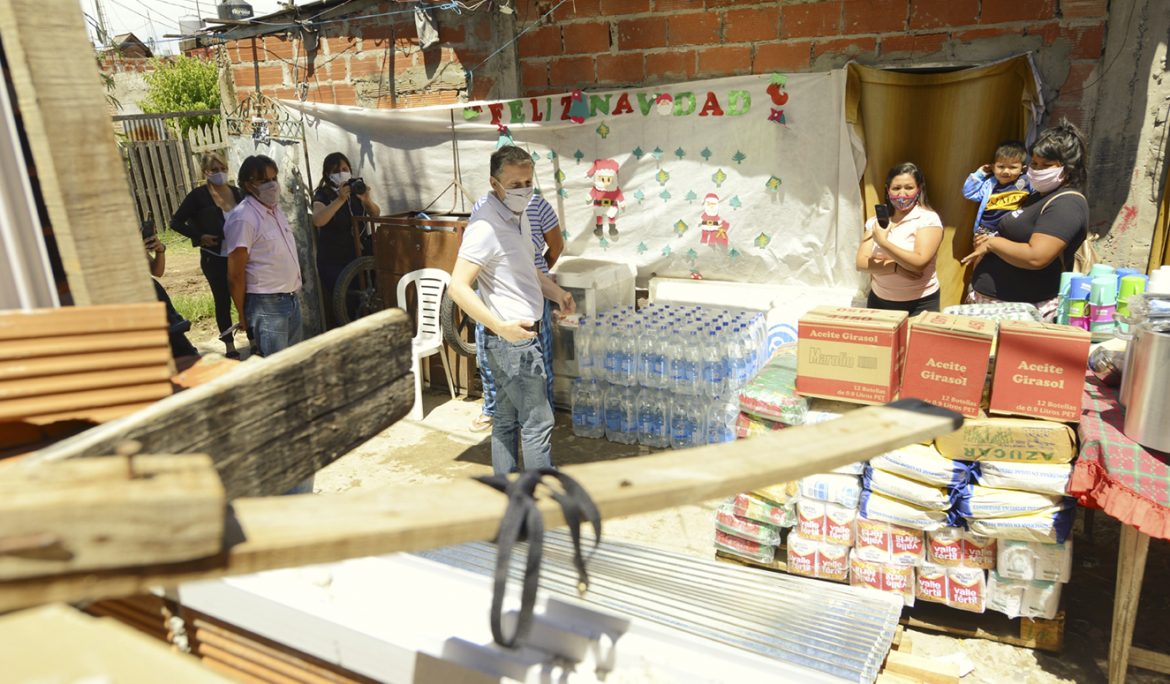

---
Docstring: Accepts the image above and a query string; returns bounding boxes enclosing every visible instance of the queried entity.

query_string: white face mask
[207,171,228,186]
[1027,165,1065,193]
[330,171,351,187]
[495,182,533,214]
[257,180,280,207]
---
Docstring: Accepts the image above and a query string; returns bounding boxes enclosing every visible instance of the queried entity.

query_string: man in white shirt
[448,146,575,475]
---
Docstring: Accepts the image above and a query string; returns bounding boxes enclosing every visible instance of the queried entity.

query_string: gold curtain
[1150,139,1170,271]
[846,58,1041,307]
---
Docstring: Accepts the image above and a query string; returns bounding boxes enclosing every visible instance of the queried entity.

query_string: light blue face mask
[207,172,228,186]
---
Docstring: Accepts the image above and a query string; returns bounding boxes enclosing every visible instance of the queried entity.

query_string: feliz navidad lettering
[463,90,756,125]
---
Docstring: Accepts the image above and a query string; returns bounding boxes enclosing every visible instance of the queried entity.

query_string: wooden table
[1068,374,1170,683]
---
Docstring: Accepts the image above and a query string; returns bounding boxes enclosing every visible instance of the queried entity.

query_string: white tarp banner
[285,70,864,288]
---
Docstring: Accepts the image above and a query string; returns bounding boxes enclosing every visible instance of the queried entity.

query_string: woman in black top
[962,121,1090,321]
[170,152,244,356]
[312,152,380,328]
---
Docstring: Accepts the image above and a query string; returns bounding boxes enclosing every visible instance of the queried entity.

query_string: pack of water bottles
[570,303,769,449]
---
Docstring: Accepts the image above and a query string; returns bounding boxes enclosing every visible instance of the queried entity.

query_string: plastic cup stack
[1089,276,1118,337]
[1057,272,1077,325]
[1067,275,1093,330]
[1149,267,1170,295]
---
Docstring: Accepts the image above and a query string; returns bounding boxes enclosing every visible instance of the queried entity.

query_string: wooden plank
[0,455,224,580]
[0,303,166,341]
[27,401,159,426]
[876,672,924,684]
[0,365,174,400]
[145,142,167,224]
[882,652,959,684]
[0,383,174,422]
[900,601,1065,653]
[25,308,416,499]
[0,399,962,611]
[0,330,169,360]
[1109,524,1151,683]
[0,348,173,380]
[0,0,156,305]
[1128,647,1170,675]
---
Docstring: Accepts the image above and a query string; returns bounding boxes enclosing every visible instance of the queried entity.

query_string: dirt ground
[165,242,1170,684]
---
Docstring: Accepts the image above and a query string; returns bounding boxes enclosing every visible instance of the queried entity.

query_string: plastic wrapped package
[803,398,859,425]
[975,461,1073,496]
[927,528,997,569]
[831,461,866,476]
[734,412,787,439]
[714,504,783,546]
[916,563,987,613]
[955,486,1075,519]
[750,481,798,506]
[859,490,950,531]
[732,492,796,528]
[799,473,862,508]
[850,553,916,606]
[987,571,1063,619]
[870,443,975,487]
[966,506,1075,544]
[942,302,1042,322]
[854,517,925,566]
[714,529,776,564]
[796,499,856,546]
[737,345,807,425]
[786,531,850,582]
[997,539,1073,582]
[863,466,953,511]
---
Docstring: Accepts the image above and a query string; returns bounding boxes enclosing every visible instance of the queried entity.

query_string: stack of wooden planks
[0,303,174,426]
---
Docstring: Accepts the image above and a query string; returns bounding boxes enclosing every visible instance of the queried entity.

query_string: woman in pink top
[855,162,944,315]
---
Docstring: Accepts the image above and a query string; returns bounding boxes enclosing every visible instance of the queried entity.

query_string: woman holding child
[961,121,1090,321]
[856,162,945,315]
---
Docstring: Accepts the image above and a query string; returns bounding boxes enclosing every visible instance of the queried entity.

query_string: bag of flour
[859,490,950,531]
[799,473,862,508]
[956,485,1075,519]
[863,466,953,511]
[870,443,975,488]
[966,506,1074,543]
[975,461,1073,496]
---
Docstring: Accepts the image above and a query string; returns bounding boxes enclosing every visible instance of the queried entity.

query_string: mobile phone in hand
[874,204,890,229]
[140,217,157,241]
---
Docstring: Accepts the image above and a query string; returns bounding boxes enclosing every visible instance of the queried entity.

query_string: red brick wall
[212,3,499,108]
[514,0,1110,133]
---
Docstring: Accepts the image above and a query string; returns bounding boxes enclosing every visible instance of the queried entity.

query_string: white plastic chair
[397,268,456,420]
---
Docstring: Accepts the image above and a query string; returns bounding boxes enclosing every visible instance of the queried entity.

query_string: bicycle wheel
[440,291,477,357]
[332,256,385,325]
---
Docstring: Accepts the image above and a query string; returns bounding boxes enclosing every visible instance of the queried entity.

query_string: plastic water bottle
[575,318,594,380]
[636,388,669,448]
[638,325,667,389]
[598,320,616,383]
[571,378,605,438]
[604,382,637,444]
[669,394,704,450]
[704,394,739,445]
[613,323,638,386]
[678,331,702,395]
[700,330,727,397]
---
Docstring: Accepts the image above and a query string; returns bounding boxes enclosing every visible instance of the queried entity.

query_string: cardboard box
[796,306,908,405]
[990,321,1091,423]
[900,313,995,418]
[934,417,1077,464]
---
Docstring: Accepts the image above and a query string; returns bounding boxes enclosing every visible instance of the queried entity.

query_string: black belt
[485,320,541,338]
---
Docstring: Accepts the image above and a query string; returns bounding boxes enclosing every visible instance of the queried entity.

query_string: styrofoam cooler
[550,258,636,407]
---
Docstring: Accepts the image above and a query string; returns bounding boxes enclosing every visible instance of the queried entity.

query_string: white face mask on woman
[1027,165,1065,193]
[329,171,351,187]
[257,180,280,207]
[207,171,228,186]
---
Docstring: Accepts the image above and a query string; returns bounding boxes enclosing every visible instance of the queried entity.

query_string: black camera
[140,214,156,240]
[346,177,367,196]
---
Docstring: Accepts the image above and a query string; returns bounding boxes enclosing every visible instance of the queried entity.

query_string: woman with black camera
[313,152,380,328]
[170,151,243,357]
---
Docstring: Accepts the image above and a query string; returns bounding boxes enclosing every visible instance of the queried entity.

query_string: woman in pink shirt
[855,162,944,315]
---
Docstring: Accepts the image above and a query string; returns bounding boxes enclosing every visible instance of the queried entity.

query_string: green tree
[141,56,221,134]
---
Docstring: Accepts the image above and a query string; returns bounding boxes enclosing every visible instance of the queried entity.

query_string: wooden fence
[113,110,229,228]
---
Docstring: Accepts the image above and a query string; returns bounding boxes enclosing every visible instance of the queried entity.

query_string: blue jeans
[484,333,554,475]
[246,292,303,357]
[476,301,554,417]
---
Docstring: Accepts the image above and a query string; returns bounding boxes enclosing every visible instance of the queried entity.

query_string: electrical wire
[1057,0,1135,99]
[465,0,569,96]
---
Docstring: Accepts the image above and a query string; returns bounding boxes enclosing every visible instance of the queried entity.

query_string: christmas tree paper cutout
[673,220,688,236]
[637,241,648,255]
[730,196,742,210]
[548,150,558,160]
[573,150,584,164]
[561,228,570,239]
[652,146,664,161]
[655,169,670,186]
[662,245,673,257]
[686,248,698,263]
[729,248,741,260]
[558,188,569,198]
[632,146,645,160]
[732,150,747,165]
[674,147,685,161]
[634,189,645,205]
[754,232,771,248]
[599,237,610,250]
[766,176,781,192]
[530,151,541,162]
[659,189,672,203]
[712,168,727,187]
[701,147,712,162]
[686,190,698,203]
[596,121,611,139]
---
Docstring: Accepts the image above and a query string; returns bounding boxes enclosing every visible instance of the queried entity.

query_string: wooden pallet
[715,550,1065,653]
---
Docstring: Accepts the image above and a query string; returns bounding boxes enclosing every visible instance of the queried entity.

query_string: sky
[79,0,286,55]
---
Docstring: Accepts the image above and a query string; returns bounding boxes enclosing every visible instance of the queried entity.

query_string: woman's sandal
[470,414,493,432]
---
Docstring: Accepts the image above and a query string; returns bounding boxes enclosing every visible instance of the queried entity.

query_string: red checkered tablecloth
[1069,372,1170,540]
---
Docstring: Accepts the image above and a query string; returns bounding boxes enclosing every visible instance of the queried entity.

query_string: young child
[962,140,1031,237]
